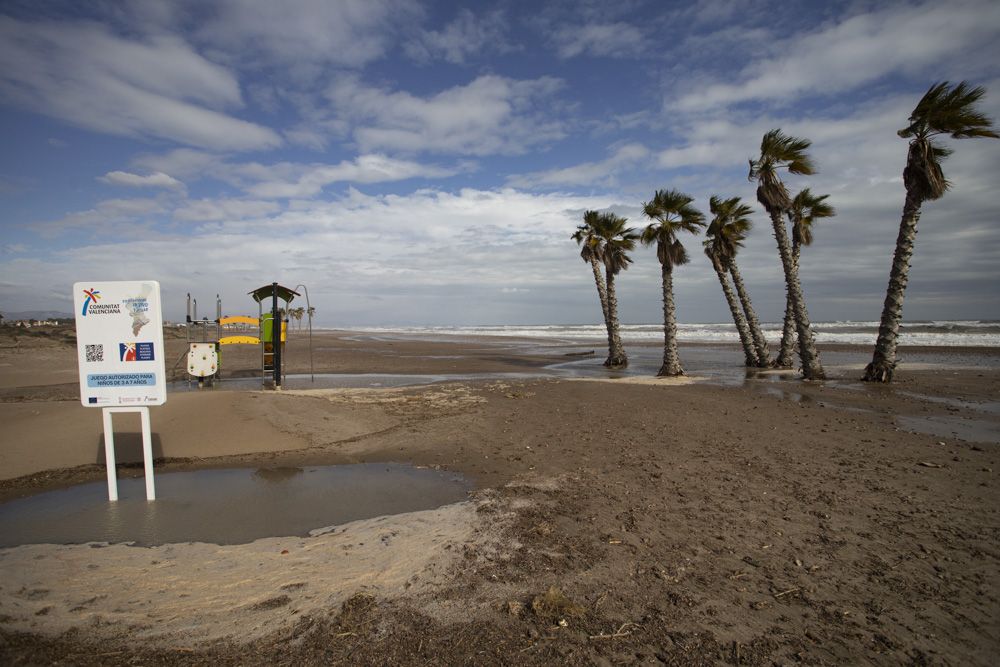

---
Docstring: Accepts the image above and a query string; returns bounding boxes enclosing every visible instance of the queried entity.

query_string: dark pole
[271,282,281,388]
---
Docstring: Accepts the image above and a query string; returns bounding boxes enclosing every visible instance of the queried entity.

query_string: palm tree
[774,189,836,367]
[572,211,612,356]
[705,204,757,367]
[641,189,705,376]
[864,82,997,382]
[749,129,825,379]
[592,211,637,368]
[706,195,769,366]
[291,306,305,330]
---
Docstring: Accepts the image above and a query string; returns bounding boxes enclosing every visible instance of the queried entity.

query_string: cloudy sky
[1,0,998,326]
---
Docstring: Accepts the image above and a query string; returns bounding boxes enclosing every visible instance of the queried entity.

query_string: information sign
[73,281,167,407]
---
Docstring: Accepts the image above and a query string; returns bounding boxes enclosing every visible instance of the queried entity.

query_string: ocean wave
[336,321,1000,347]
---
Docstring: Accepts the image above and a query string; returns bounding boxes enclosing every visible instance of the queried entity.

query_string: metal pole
[215,294,222,381]
[140,407,155,500]
[272,282,281,388]
[101,407,156,501]
[102,408,118,501]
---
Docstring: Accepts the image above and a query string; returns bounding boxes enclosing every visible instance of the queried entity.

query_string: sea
[339,320,1000,348]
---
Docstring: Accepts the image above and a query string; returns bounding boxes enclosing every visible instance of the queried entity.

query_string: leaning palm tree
[864,82,998,382]
[592,212,638,368]
[749,129,825,379]
[774,189,836,367]
[572,211,612,354]
[708,195,770,367]
[641,189,705,376]
[705,201,757,367]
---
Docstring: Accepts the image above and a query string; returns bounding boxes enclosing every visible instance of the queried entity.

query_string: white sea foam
[337,321,1000,347]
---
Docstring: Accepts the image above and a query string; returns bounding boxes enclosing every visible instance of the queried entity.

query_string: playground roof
[249,283,300,304]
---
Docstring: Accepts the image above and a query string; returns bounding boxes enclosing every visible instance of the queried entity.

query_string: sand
[1,325,999,665]
[0,502,491,645]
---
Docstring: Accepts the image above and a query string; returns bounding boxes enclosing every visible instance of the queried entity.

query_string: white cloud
[173,199,280,222]
[508,143,650,188]
[197,0,420,70]
[245,155,466,198]
[100,170,185,191]
[132,149,227,181]
[551,21,647,59]
[328,75,566,155]
[0,17,281,150]
[31,198,166,237]
[405,9,510,64]
[673,0,1000,111]
[131,150,468,197]
[3,187,625,324]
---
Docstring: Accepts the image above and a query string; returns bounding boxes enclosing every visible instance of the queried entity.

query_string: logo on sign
[81,288,121,316]
[81,288,100,315]
[119,342,155,362]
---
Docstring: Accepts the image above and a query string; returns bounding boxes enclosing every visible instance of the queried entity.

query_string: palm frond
[641,188,703,269]
[901,81,999,140]
[591,211,637,274]
[758,129,816,176]
[641,188,705,240]
[750,129,814,213]
[668,239,689,266]
[789,188,835,247]
[707,194,753,262]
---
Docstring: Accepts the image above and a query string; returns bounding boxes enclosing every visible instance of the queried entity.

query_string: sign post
[73,281,167,501]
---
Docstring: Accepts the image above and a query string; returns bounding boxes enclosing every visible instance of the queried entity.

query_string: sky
[0,0,998,326]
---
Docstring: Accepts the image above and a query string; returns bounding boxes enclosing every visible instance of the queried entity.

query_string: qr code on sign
[85,344,103,362]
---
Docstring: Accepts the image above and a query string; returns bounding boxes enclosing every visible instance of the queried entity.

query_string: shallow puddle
[0,463,472,548]
[171,371,543,391]
[896,415,1000,444]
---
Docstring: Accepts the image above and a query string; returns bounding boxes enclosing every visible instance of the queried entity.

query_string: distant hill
[2,310,74,321]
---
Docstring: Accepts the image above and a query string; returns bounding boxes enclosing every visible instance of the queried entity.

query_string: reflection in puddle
[758,386,814,404]
[253,466,303,482]
[171,371,545,392]
[0,464,472,548]
[896,415,1000,444]
[896,392,1000,416]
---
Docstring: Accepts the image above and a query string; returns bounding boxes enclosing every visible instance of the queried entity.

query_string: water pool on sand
[0,463,472,548]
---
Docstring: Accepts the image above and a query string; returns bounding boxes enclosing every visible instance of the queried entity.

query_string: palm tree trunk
[589,257,614,359]
[769,211,825,379]
[729,262,769,366]
[774,296,796,367]
[589,257,610,323]
[863,189,922,383]
[713,259,758,367]
[774,240,800,368]
[659,262,683,376]
[604,269,628,368]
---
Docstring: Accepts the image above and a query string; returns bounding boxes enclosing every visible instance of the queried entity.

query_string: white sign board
[73,281,167,407]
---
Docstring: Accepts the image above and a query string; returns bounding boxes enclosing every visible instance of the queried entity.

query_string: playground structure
[183,282,313,389]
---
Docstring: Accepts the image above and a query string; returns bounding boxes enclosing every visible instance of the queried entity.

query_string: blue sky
[1,0,998,325]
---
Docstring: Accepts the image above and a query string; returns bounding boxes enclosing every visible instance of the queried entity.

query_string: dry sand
[1,326,999,665]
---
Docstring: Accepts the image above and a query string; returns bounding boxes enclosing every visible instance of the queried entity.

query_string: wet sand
[1,326,998,665]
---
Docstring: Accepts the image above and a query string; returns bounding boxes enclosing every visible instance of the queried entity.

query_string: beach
[1,325,998,665]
